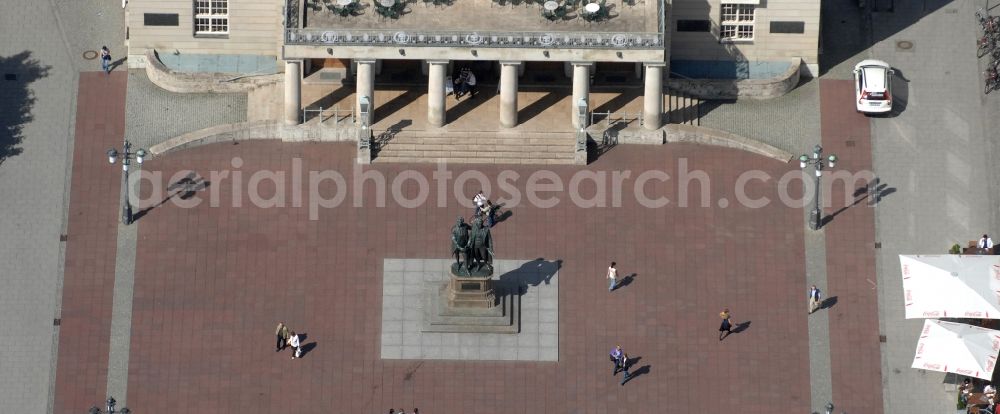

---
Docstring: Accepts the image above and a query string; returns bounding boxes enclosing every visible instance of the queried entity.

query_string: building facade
[124,0,818,129]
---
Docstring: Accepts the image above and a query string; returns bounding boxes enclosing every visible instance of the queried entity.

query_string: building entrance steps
[372,130,577,164]
[666,89,701,126]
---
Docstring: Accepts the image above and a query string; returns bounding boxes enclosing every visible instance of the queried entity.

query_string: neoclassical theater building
[124,0,819,131]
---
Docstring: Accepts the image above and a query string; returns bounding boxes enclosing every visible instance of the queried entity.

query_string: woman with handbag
[719,308,733,341]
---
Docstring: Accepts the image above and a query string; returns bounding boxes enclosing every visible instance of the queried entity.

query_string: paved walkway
[820,79,883,414]
[0,0,123,410]
[52,72,128,414]
[76,140,813,413]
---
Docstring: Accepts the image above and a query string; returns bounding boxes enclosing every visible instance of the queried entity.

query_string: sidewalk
[52,72,128,413]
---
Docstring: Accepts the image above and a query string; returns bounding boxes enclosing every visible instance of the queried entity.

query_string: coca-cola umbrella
[912,319,1000,380]
[900,254,1000,319]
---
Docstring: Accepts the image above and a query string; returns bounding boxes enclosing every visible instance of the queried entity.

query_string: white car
[853,60,895,114]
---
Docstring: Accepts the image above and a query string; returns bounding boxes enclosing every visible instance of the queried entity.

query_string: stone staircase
[666,89,701,126]
[372,130,577,165]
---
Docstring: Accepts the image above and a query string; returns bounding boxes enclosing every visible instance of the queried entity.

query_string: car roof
[860,66,887,91]
[855,60,889,92]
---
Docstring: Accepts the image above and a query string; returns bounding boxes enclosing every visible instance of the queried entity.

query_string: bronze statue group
[450,216,493,275]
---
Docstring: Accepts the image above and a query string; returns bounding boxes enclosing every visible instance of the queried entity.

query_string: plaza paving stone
[52,72,127,413]
[107,140,813,413]
[820,79,883,414]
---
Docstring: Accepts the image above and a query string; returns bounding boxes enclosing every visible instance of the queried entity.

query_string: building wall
[126,0,282,59]
[669,0,819,73]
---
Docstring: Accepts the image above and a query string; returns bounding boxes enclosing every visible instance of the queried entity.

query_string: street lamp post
[107,140,147,225]
[799,144,838,231]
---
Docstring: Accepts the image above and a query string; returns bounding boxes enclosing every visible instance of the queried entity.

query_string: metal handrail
[590,110,643,126]
[303,105,355,126]
[285,28,663,49]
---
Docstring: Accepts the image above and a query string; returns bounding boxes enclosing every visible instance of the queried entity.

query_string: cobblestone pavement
[0,0,122,410]
[124,70,247,150]
[73,141,815,413]
[698,79,821,155]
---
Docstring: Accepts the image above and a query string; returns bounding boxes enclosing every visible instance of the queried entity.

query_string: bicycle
[977,7,1000,34]
[979,34,999,58]
[985,67,1000,94]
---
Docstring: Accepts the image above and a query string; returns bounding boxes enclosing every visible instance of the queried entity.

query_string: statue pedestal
[447,275,495,309]
[421,264,518,334]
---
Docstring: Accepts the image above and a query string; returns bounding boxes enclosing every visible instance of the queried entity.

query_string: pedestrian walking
[275,322,290,351]
[619,352,632,385]
[808,285,822,314]
[607,262,618,291]
[719,308,733,341]
[473,190,487,218]
[464,68,477,99]
[481,200,497,227]
[288,331,301,359]
[610,345,623,375]
[100,46,112,74]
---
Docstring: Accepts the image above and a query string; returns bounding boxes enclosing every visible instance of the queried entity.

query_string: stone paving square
[103,140,814,413]
[381,258,559,361]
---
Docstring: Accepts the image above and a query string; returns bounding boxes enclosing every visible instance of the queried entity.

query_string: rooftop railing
[286,28,661,49]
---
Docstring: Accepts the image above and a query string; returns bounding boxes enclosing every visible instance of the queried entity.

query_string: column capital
[643,61,667,68]
[426,59,450,65]
[355,58,378,65]
[570,61,594,67]
[499,60,522,66]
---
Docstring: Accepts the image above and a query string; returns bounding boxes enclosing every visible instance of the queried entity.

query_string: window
[719,3,755,41]
[194,0,228,35]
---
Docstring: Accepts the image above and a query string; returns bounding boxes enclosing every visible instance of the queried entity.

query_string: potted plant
[950,244,962,255]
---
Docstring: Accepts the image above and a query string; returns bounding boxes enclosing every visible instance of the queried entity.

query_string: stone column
[499,61,520,129]
[427,60,448,127]
[643,62,665,130]
[571,62,592,129]
[283,60,301,125]
[355,59,376,126]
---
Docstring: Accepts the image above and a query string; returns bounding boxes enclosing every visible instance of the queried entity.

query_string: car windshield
[865,91,888,100]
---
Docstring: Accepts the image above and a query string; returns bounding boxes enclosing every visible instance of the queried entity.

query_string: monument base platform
[423,283,519,334]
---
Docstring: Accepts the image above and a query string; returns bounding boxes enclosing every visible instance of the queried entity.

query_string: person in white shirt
[607,262,618,292]
[473,191,487,218]
[288,331,301,359]
[979,234,994,251]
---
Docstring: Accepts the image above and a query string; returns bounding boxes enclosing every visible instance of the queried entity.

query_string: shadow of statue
[496,258,561,298]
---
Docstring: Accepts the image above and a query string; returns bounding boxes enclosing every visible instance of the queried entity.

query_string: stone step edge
[373,157,578,165]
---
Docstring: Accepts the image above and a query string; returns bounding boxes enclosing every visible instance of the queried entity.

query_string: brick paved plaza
[47,71,897,413]
[9,0,998,413]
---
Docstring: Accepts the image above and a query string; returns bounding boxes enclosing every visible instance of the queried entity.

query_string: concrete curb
[666,58,803,100]
[605,124,793,163]
[666,124,794,162]
[148,120,358,157]
[143,50,283,94]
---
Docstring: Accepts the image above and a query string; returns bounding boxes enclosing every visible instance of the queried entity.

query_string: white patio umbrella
[912,319,1000,380]
[900,254,1000,319]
